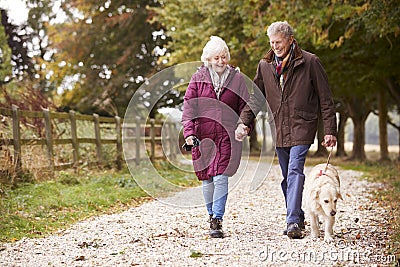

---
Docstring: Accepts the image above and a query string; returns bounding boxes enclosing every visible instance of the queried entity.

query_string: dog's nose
[330,210,336,216]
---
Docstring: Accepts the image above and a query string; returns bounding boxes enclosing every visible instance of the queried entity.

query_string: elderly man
[235,21,337,239]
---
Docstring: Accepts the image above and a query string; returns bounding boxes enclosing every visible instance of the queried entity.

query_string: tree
[1,1,68,108]
[0,5,56,121]
[41,0,167,116]
[0,14,13,85]
[378,88,389,161]
[345,0,400,161]
[334,100,349,158]
[0,9,34,84]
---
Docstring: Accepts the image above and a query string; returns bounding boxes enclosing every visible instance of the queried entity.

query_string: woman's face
[269,33,293,58]
[209,53,228,75]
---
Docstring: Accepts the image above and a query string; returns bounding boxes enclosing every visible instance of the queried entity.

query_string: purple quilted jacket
[182,65,251,180]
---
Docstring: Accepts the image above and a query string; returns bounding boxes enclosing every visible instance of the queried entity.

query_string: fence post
[168,122,175,160]
[243,134,249,152]
[11,105,22,175]
[173,123,180,156]
[93,114,103,165]
[135,116,141,166]
[43,108,54,176]
[150,119,155,162]
[115,116,122,170]
[69,110,79,171]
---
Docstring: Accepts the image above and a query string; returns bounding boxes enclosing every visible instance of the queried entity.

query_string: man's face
[269,33,293,58]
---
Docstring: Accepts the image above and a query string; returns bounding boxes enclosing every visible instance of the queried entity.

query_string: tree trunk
[386,78,400,161]
[378,89,390,162]
[398,125,400,162]
[351,116,367,161]
[336,111,348,157]
[398,106,400,161]
[398,126,400,161]
[346,97,370,161]
[312,115,328,157]
[249,123,260,154]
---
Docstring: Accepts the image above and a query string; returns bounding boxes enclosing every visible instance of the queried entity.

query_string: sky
[0,0,29,25]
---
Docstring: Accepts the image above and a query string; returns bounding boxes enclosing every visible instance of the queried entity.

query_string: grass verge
[338,160,400,258]
[0,161,198,243]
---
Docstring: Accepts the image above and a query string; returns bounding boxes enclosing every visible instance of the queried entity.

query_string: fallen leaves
[77,240,101,249]
[355,232,362,239]
[189,250,203,258]
[74,255,85,261]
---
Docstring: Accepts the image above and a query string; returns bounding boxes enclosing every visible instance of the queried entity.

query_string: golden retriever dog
[304,163,342,242]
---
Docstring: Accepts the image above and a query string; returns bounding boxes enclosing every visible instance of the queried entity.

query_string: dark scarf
[275,43,295,87]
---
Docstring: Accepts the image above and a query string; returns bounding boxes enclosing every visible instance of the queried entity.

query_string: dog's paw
[324,235,334,243]
[311,230,320,238]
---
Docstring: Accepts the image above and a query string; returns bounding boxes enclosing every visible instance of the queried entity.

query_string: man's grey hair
[267,21,294,39]
[201,36,230,67]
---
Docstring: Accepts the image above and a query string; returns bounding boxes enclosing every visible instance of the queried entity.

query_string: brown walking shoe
[210,218,224,238]
[286,223,303,239]
[283,221,305,235]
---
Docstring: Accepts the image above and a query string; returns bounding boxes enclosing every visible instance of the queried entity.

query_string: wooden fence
[0,105,179,178]
[122,116,180,166]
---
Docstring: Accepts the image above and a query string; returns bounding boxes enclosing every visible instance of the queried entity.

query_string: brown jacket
[240,41,337,147]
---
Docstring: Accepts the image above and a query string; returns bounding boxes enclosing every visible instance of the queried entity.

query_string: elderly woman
[182,36,251,238]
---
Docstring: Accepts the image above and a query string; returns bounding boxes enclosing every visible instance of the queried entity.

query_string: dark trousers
[275,145,310,224]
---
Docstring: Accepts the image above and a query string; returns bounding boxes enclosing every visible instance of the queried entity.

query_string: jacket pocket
[295,109,318,121]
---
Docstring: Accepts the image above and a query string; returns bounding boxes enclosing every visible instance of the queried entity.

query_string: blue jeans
[202,174,228,220]
[275,145,310,224]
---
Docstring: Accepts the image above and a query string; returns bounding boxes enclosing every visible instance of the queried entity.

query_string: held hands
[235,123,249,141]
[322,135,337,147]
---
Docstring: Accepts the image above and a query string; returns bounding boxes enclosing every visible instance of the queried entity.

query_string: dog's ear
[311,188,320,200]
[335,185,343,200]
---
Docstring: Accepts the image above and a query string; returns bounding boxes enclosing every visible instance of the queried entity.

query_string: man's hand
[322,135,337,147]
[235,123,249,141]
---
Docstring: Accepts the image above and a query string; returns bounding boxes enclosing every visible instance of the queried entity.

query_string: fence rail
[0,105,178,179]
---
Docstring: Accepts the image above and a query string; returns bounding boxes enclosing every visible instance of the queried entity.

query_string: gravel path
[0,162,396,266]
